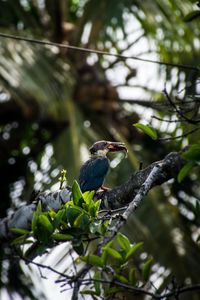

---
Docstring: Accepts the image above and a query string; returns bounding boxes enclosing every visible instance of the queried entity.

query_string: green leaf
[181,144,200,162]
[125,242,143,261]
[83,191,95,205]
[32,213,38,233]
[25,242,47,259]
[128,268,136,285]
[51,233,73,241]
[31,202,42,232]
[114,274,129,284]
[74,212,90,229]
[102,240,113,250]
[106,248,122,261]
[94,271,101,295]
[80,289,98,295]
[184,10,200,22]
[106,287,125,295]
[33,214,54,243]
[94,200,101,215]
[100,220,109,236]
[88,205,97,218]
[117,233,131,252]
[178,162,195,183]
[133,123,157,140]
[10,228,29,235]
[82,191,99,217]
[38,215,53,234]
[36,201,42,213]
[73,242,84,255]
[80,213,91,230]
[81,255,103,267]
[195,200,200,219]
[102,249,108,265]
[72,180,84,207]
[142,257,154,281]
[48,209,56,218]
[11,235,32,246]
[52,209,65,230]
[73,212,84,228]
[66,207,82,226]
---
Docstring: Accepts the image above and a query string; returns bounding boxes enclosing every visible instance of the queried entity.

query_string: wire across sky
[0,32,199,72]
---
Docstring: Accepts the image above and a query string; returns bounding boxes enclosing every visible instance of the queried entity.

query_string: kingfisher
[79,141,128,193]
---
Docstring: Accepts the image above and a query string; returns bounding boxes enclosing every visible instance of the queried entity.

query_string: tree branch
[15,256,200,299]
[163,87,200,124]
[0,149,186,240]
[97,165,161,253]
[99,149,186,210]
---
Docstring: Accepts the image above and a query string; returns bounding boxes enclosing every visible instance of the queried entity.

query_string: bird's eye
[90,147,95,154]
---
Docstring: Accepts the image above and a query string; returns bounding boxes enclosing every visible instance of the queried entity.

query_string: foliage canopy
[0,0,200,299]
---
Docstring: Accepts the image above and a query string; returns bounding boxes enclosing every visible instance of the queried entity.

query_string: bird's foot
[99,186,109,192]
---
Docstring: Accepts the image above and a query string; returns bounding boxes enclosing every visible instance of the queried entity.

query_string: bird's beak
[106,142,128,154]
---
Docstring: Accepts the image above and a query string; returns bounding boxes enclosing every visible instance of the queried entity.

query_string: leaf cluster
[11,180,105,257]
[81,233,153,298]
[178,143,200,182]
[10,179,154,299]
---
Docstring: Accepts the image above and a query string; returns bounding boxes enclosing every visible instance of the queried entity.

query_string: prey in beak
[89,140,128,157]
[79,140,128,193]
[106,141,128,156]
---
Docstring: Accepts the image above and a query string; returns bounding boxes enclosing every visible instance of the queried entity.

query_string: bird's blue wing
[79,157,109,192]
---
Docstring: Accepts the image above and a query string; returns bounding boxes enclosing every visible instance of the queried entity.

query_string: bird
[78,140,128,193]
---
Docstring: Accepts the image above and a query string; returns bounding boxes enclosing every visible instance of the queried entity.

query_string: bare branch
[78,278,200,299]
[97,164,162,253]
[20,256,71,279]
[151,115,188,123]
[158,127,200,141]
[163,87,200,124]
[99,149,186,210]
[15,256,200,299]
[118,98,169,111]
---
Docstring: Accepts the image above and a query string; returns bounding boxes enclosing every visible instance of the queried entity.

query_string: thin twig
[20,256,72,279]
[0,32,199,71]
[17,255,200,299]
[163,87,200,124]
[177,79,200,94]
[72,277,200,300]
[151,116,190,123]
[98,206,128,218]
[158,127,200,141]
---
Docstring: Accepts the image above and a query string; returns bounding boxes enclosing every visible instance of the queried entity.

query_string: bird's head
[89,140,128,157]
